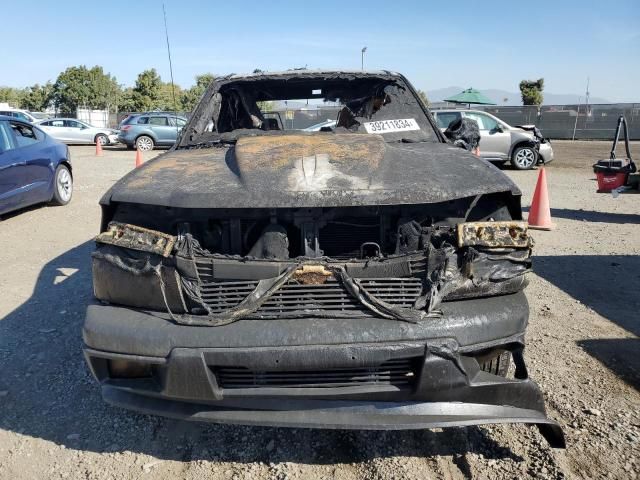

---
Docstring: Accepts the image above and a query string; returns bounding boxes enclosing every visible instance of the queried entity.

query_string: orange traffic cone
[95,139,103,156]
[135,148,143,168]
[528,167,554,230]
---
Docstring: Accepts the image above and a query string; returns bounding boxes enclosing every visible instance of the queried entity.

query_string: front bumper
[102,386,563,448]
[117,133,134,146]
[538,143,554,164]
[82,292,564,448]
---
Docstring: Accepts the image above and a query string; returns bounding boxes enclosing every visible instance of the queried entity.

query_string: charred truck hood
[101,133,521,210]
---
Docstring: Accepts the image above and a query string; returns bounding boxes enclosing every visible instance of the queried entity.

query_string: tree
[117,87,137,113]
[256,100,274,112]
[0,86,26,108]
[180,73,215,112]
[132,69,162,111]
[22,83,53,111]
[519,78,544,106]
[157,82,183,111]
[52,65,119,114]
[416,89,430,106]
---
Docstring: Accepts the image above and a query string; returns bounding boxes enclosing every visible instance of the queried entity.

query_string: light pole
[361,46,367,70]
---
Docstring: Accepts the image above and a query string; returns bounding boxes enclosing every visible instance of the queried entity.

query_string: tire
[511,145,537,170]
[136,135,154,151]
[51,164,73,206]
[94,134,108,146]
[479,351,511,377]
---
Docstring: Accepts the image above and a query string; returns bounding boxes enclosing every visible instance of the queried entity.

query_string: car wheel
[479,351,511,377]
[95,134,108,146]
[511,146,537,170]
[136,135,154,151]
[51,165,73,206]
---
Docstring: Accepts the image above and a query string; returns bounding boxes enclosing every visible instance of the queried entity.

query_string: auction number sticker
[364,118,420,134]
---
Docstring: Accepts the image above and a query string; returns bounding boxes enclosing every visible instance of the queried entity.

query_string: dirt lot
[0,141,638,480]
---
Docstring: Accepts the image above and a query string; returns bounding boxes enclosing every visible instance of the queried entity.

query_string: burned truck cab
[83,70,564,448]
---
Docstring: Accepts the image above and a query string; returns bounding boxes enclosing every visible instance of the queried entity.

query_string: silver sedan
[35,118,118,145]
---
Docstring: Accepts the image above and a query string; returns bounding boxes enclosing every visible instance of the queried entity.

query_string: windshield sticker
[364,118,420,134]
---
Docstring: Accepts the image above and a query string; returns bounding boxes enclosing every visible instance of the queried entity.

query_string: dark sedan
[0,115,73,216]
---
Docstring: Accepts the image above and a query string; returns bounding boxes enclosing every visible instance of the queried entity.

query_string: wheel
[51,165,73,206]
[94,134,108,146]
[479,351,511,377]
[511,145,537,170]
[136,135,154,151]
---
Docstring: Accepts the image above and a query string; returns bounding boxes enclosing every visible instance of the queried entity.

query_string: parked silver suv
[432,109,553,169]
[117,113,187,151]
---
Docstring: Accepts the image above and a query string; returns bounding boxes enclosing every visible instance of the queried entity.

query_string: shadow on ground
[534,254,640,390]
[522,207,640,224]
[534,255,640,336]
[578,338,640,392]
[0,241,526,465]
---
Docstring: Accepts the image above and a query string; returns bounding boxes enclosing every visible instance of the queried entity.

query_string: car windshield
[179,73,439,147]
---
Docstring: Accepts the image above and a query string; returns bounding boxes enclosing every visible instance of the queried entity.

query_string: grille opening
[196,275,423,315]
[215,357,421,389]
[319,218,381,259]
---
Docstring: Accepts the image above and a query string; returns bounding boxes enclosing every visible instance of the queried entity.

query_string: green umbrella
[444,88,496,108]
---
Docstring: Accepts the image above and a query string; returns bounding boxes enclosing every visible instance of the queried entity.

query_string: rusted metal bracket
[457,221,530,248]
[95,222,176,257]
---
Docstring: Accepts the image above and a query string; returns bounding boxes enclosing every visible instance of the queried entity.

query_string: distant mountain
[426,86,609,106]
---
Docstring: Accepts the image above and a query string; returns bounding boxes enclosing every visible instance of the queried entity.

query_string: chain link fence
[481,104,640,140]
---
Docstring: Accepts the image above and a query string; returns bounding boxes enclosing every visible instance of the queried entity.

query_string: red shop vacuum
[593,115,636,192]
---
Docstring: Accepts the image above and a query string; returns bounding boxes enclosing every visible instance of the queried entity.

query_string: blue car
[0,115,73,216]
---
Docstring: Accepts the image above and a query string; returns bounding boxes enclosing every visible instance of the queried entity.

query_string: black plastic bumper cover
[83,293,565,448]
[102,386,564,448]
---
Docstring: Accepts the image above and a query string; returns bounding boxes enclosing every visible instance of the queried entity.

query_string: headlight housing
[92,223,186,313]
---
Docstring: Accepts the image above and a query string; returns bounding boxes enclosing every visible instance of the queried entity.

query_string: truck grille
[215,358,419,389]
[198,278,423,315]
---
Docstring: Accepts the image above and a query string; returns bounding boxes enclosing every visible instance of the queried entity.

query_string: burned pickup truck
[83,70,564,447]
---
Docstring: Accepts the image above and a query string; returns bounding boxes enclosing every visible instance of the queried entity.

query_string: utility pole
[585,77,590,115]
[361,47,367,70]
[572,96,581,141]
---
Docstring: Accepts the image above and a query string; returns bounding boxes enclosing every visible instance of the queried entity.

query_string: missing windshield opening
[182,73,439,146]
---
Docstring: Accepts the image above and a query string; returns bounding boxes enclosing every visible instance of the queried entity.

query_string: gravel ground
[0,141,638,479]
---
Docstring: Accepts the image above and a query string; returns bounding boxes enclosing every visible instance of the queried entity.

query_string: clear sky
[2,0,639,101]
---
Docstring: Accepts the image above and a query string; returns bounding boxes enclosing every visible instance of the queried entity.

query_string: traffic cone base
[527,167,554,230]
[529,223,554,231]
[135,148,143,168]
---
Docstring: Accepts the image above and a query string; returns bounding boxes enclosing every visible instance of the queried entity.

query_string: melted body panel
[103,138,520,209]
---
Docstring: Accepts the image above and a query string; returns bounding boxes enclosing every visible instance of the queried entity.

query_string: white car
[302,119,337,131]
[0,108,38,123]
[432,109,554,170]
[35,118,118,145]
